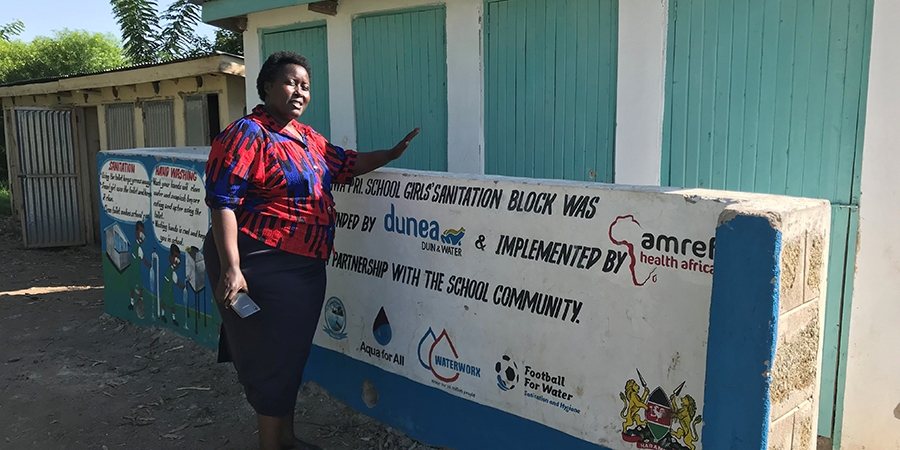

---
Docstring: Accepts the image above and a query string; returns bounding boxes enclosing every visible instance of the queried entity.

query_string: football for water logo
[496,355,583,415]
[495,355,519,391]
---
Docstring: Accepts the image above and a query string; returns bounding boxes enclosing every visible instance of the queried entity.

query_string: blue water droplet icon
[372,307,392,346]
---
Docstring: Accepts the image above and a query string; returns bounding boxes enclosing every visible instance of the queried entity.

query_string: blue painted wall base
[304,346,613,450]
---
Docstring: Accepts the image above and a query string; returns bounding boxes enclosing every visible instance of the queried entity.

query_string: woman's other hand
[217,264,249,306]
[389,128,420,160]
[352,128,421,176]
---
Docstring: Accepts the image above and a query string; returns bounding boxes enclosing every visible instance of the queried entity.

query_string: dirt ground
[0,217,436,450]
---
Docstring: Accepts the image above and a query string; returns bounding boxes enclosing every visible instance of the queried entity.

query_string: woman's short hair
[256,51,311,101]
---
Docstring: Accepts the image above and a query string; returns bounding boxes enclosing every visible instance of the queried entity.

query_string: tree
[0,20,25,41]
[111,0,226,63]
[212,29,243,56]
[110,0,160,64]
[0,30,127,84]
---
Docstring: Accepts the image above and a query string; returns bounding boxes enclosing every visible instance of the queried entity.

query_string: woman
[203,51,418,450]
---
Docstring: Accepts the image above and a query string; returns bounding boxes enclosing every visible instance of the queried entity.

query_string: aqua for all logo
[384,204,466,257]
[357,307,405,367]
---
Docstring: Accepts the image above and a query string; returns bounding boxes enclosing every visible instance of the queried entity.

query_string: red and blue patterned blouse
[205,105,358,259]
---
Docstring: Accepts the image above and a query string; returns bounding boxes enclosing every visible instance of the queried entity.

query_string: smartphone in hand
[231,292,260,318]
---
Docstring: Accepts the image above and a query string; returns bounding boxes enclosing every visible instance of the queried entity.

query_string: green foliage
[0,20,25,41]
[111,0,229,63]
[0,184,9,217]
[110,0,160,64]
[159,0,202,59]
[213,29,243,55]
[0,30,127,84]
[0,114,6,186]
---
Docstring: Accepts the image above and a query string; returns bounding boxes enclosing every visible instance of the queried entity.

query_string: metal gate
[142,100,176,147]
[11,108,87,247]
[184,95,211,146]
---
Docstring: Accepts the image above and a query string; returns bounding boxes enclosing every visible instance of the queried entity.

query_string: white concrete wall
[615,0,667,186]
[840,0,900,448]
[244,0,667,181]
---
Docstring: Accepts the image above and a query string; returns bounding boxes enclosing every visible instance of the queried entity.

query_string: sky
[3,0,217,42]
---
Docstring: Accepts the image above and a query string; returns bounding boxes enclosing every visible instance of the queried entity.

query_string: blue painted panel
[484,0,618,182]
[352,7,448,171]
[703,214,781,449]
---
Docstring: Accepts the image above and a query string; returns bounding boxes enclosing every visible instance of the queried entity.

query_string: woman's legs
[257,414,283,450]
[255,411,321,450]
[205,233,326,450]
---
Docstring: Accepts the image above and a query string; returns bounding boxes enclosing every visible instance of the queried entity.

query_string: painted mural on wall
[316,171,727,447]
[98,150,219,347]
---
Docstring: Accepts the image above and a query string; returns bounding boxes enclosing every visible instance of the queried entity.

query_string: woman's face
[264,63,310,123]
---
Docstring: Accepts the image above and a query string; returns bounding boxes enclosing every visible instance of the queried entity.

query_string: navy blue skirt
[203,231,326,416]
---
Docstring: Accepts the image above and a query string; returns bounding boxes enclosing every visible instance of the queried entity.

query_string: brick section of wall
[769,211,829,450]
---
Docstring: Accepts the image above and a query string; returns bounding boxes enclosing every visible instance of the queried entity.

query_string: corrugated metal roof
[0,51,243,88]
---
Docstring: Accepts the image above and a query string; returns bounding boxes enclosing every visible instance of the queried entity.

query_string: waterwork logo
[384,204,466,257]
[322,296,347,340]
[417,327,481,383]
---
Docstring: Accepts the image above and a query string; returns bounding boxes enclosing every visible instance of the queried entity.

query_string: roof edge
[199,0,318,23]
[0,53,245,98]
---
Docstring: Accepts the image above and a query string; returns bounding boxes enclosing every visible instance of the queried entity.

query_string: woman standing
[203,51,418,450]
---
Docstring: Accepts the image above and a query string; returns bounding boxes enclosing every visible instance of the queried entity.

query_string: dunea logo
[384,204,466,257]
[322,296,347,340]
[417,327,481,383]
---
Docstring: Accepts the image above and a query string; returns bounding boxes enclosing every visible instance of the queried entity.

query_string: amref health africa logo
[608,215,715,286]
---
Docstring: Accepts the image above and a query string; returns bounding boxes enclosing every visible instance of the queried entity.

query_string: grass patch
[0,184,10,217]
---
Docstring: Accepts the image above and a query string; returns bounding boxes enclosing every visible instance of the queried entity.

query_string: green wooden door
[352,7,448,171]
[662,0,873,443]
[261,23,331,138]
[484,0,618,182]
